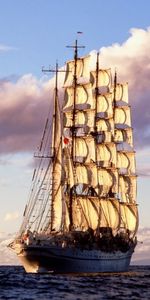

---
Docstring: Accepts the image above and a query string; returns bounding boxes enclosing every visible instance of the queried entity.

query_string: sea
[0,266,150,300]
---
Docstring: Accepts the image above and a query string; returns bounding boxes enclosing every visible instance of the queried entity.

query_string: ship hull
[15,244,135,273]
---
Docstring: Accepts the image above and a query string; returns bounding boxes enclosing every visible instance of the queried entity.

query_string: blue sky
[0,0,150,236]
[1,0,150,78]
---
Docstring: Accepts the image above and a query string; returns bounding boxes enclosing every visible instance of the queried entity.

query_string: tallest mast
[66,38,85,161]
[66,38,85,230]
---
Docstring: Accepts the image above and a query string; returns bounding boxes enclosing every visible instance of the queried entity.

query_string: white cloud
[4,211,19,222]
[132,227,150,264]
[0,232,19,265]
[0,74,54,153]
[0,44,17,52]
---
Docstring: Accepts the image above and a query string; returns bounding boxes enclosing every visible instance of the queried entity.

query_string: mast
[95,52,101,226]
[62,45,138,236]
[66,39,85,230]
[66,39,85,160]
[113,69,117,108]
[94,52,99,138]
[63,47,120,233]
[42,62,60,154]
[113,71,138,236]
[42,63,65,232]
[113,69,119,199]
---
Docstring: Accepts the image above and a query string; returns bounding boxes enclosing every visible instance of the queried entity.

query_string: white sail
[64,87,74,110]
[97,143,116,167]
[64,83,94,111]
[119,175,137,203]
[129,175,137,203]
[64,56,91,87]
[76,165,89,185]
[91,68,112,90]
[72,197,98,230]
[97,93,113,118]
[29,52,138,238]
[64,111,73,128]
[63,200,70,231]
[81,55,91,79]
[100,199,120,230]
[74,137,88,161]
[75,137,96,163]
[64,147,74,188]
[75,109,95,131]
[127,152,136,174]
[64,59,82,87]
[97,131,112,143]
[72,197,119,231]
[115,106,131,128]
[51,90,62,231]
[90,164,98,189]
[119,176,129,203]
[96,118,114,132]
[114,83,128,104]
[15,47,139,276]
[76,85,88,105]
[114,128,133,147]
[120,203,138,233]
[98,169,113,196]
[117,152,129,173]
[97,168,118,196]
[51,142,62,231]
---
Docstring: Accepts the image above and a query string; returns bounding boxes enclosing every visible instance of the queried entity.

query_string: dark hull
[16,244,135,273]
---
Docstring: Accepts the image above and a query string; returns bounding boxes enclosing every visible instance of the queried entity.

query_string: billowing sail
[114,83,129,104]
[64,56,91,87]
[96,93,113,118]
[96,118,114,132]
[114,127,133,147]
[119,175,137,203]
[115,106,131,128]
[120,203,138,234]
[63,147,74,188]
[75,137,96,163]
[51,142,62,231]
[91,68,112,90]
[62,51,138,237]
[51,91,62,231]
[64,83,94,111]
[97,143,116,167]
[19,50,138,241]
[100,199,120,230]
[72,197,120,231]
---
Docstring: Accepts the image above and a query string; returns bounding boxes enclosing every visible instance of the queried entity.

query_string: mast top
[42,62,66,76]
[66,37,85,60]
[42,62,66,89]
[114,68,117,87]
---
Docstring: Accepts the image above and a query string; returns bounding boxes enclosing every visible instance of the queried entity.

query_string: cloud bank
[0,28,150,159]
[0,75,54,153]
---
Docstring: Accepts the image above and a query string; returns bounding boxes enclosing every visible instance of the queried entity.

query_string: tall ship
[10,40,139,273]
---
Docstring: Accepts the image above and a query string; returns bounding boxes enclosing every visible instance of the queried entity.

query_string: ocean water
[0,266,150,300]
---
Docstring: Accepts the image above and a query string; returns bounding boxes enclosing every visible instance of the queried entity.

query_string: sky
[0,0,150,264]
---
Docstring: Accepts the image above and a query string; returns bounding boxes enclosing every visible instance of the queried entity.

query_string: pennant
[64,137,69,145]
